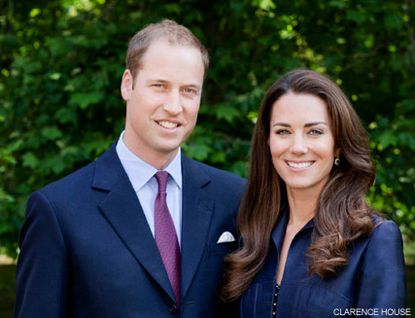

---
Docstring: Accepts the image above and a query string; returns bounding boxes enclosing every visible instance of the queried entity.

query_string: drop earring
[334,156,340,166]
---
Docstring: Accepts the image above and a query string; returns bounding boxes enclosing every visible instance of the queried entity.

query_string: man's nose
[163,91,182,115]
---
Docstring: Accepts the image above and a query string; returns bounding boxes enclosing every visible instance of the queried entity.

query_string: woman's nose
[290,135,308,154]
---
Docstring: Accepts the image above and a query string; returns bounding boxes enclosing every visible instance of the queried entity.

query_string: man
[15,20,245,317]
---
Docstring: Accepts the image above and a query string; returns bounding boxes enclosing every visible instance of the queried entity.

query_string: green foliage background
[1,0,414,257]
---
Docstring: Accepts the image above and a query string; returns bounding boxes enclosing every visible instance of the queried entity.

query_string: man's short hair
[126,19,209,81]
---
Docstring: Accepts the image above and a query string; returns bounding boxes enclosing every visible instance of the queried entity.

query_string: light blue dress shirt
[115,132,182,245]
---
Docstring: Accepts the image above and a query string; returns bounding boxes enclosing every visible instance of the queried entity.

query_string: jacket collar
[92,145,214,302]
[180,155,213,299]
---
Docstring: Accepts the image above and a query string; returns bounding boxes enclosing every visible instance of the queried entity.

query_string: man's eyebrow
[146,79,201,88]
[146,78,168,83]
[183,84,200,89]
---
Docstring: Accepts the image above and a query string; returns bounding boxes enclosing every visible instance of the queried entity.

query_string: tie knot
[155,171,169,193]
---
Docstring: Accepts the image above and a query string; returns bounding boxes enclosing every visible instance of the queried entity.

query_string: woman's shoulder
[363,213,404,255]
[371,213,401,238]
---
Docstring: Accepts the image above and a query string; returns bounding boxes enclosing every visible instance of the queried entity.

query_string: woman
[222,69,406,317]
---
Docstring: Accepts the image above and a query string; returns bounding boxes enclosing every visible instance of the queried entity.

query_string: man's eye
[183,87,197,95]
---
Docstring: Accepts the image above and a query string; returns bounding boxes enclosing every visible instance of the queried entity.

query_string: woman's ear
[334,147,341,157]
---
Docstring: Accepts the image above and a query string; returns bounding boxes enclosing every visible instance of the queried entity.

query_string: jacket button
[168,304,178,314]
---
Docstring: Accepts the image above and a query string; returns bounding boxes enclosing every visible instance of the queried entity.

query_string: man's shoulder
[40,159,96,196]
[39,144,117,196]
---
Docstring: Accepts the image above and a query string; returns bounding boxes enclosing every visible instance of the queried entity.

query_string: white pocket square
[217,231,235,243]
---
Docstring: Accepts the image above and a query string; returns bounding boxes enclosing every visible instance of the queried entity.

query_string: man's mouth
[156,120,180,129]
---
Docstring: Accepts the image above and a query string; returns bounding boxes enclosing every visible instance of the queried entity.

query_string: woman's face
[269,92,338,194]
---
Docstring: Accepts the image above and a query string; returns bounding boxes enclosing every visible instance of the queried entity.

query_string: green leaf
[215,104,240,123]
[41,126,63,140]
[183,144,210,161]
[69,92,102,109]
[22,152,39,169]
[346,10,367,24]
[55,108,78,124]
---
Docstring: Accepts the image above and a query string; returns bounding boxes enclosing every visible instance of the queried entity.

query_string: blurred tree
[1,0,414,257]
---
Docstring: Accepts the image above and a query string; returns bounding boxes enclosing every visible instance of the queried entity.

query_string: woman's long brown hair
[222,69,375,301]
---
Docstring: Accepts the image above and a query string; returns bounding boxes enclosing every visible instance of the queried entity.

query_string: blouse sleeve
[356,220,407,314]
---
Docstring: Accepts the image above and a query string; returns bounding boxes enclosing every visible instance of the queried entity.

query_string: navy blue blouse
[239,209,407,318]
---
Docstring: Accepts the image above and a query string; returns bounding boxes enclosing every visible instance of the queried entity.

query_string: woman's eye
[309,129,324,135]
[275,129,290,135]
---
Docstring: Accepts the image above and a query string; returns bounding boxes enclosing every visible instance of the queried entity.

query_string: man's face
[121,40,205,168]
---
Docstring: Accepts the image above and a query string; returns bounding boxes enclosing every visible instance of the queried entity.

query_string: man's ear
[120,69,133,101]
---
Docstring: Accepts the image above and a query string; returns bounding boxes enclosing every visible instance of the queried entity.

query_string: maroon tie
[154,171,181,306]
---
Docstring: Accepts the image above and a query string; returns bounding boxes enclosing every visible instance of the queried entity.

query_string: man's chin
[156,144,181,157]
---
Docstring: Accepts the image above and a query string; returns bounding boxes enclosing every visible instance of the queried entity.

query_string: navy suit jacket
[239,209,407,318]
[15,145,245,318]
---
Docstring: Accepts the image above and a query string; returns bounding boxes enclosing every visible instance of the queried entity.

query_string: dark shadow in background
[0,265,15,318]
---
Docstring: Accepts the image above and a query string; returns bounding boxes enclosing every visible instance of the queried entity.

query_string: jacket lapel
[180,155,214,299]
[92,145,175,301]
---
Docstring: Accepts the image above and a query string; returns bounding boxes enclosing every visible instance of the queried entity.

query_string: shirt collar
[116,131,182,192]
[272,205,315,249]
[163,148,182,189]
